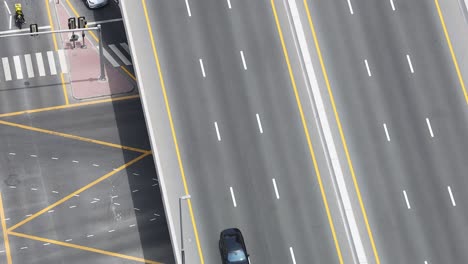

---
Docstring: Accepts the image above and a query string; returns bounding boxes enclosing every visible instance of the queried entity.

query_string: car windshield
[227,249,247,262]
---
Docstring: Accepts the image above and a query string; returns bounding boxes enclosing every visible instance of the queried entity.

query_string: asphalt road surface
[0,0,174,263]
[302,0,468,262]
[122,0,358,263]
[0,0,65,113]
[0,98,175,264]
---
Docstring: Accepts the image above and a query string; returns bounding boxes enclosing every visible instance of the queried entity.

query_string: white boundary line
[227,0,232,9]
[4,1,11,15]
[285,0,367,262]
[0,25,51,35]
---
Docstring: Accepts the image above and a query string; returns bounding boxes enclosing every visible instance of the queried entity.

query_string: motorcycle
[14,4,25,29]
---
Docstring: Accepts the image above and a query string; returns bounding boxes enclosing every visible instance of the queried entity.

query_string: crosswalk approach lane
[0,42,133,83]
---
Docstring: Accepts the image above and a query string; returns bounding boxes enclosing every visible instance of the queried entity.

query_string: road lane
[0,0,65,113]
[302,0,468,262]
[123,0,354,262]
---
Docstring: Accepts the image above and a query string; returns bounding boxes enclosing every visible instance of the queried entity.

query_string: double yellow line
[139,0,467,263]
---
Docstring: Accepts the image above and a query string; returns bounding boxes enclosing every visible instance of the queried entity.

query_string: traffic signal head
[30,24,38,34]
[78,16,87,29]
[68,17,76,30]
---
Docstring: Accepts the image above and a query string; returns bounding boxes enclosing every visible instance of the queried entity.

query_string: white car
[85,0,109,9]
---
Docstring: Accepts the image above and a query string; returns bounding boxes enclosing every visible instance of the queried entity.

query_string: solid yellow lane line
[45,0,58,51]
[0,119,148,154]
[9,231,162,264]
[8,152,150,232]
[434,0,468,105]
[121,66,137,81]
[303,0,381,263]
[0,95,140,118]
[270,0,344,263]
[141,0,205,263]
[0,193,12,264]
[60,73,70,105]
[46,0,69,105]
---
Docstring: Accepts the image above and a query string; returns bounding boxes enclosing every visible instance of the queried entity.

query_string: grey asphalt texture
[0,98,175,264]
[122,0,357,263]
[304,0,468,262]
[0,0,174,262]
[0,0,65,113]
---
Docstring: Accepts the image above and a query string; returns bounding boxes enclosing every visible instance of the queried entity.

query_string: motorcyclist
[14,3,25,28]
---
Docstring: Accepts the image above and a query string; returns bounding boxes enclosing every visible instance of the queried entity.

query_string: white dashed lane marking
[229,187,237,207]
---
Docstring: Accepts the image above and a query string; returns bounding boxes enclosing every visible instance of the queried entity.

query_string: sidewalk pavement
[54,2,135,100]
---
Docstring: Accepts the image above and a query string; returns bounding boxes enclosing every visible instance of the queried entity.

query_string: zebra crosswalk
[0,42,133,82]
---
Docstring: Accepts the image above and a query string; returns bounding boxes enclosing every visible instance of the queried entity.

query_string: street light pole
[179,194,191,264]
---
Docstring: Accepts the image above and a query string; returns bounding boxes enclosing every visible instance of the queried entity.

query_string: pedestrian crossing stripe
[24,54,34,78]
[13,56,23,80]
[100,42,133,68]
[0,43,133,82]
[2,57,12,81]
[35,52,46,77]
[46,51,57,76]
[109,44,131,66]
[58,49,68,74]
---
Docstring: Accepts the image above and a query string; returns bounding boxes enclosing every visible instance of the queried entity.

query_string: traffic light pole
[97,24,105,81]
[0,26,105,81]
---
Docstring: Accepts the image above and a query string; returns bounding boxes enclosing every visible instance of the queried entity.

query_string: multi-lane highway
[123,0,468,263]
[301,0,468,262]
[121,0,372,263]
[3,0,466,263]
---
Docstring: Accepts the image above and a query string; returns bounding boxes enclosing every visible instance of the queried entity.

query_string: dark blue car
[219,228,250,264]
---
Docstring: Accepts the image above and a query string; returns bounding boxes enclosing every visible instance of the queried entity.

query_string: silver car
[85,0,109,9]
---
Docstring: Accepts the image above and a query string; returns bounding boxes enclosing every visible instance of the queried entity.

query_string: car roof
[224,235,243,250]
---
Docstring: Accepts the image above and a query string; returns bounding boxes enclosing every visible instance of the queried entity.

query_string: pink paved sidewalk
[54,2,135,100]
